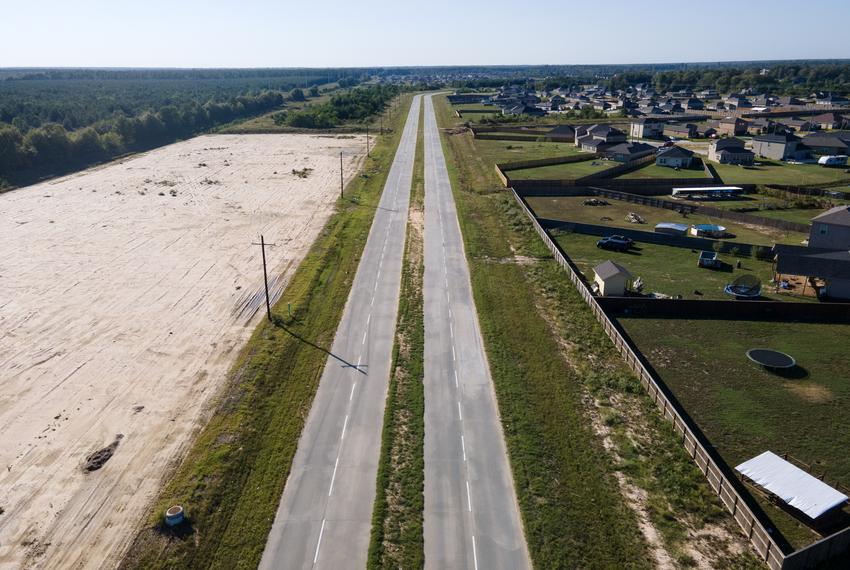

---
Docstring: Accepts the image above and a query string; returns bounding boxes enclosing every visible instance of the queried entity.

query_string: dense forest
[0,68,368,187]
[448,61,850,96]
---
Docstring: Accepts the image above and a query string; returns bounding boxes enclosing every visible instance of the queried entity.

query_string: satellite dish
[725,274,761,298]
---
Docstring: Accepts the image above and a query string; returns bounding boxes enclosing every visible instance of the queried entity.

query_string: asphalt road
[422,94,531,570]
[259,94,422,570]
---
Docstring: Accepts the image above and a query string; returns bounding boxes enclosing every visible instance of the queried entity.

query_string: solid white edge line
[313,518,326,564]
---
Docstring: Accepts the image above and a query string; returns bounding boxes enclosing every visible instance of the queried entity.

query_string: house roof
[774,244,850,279]
[713,137,748,151]
[605,142,655,156]
[812,205,850,226]
[547,125,575,136]
[802,133,850,149]
[594,260,633,281]
[753,133,799,144]
[664,123,694,133]
[812,112,844,123]
[658,145,694,159]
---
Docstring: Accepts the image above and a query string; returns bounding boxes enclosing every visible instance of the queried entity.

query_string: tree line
[274,84,401,129]
[0,90,287,186]
[0,68,375,187]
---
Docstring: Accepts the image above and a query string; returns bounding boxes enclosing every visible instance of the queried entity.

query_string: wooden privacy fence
[509,187,850,569]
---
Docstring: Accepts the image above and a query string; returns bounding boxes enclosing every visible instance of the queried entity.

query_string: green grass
[434,95,655,569]
[713,159,850,186]
[477,139,584,166]
[525,195,808,245]
[620,318,850,550]
[617,160,710,180]
[508,156,615,180]
[368,102,425,569]
[119,94,416,570]
[552,232,803,302]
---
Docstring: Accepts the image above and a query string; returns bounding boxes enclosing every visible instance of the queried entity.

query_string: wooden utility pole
[340,151,344,198]
[251,235,276,322]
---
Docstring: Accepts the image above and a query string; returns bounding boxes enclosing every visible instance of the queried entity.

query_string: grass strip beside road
[434,95,653,568]
[120,95,414,570]
[367,102,426,569]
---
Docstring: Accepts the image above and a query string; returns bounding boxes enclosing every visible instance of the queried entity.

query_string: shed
[736,451,849,520]
[593,260,633,297]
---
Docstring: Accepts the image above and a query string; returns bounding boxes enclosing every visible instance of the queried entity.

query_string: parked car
[608,234,634,247]
[596,236,632,252]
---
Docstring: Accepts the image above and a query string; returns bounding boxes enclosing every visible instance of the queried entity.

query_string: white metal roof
[736,451,848,519]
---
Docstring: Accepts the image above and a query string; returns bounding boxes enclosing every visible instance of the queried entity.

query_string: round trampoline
[746,349,796,369]
[725,274,762,298]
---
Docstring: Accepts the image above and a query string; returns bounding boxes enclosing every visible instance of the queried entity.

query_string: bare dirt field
[0,133,364,569]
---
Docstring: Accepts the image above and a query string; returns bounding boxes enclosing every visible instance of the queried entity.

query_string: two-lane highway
[422,95,531,569]
[260,95,422,570]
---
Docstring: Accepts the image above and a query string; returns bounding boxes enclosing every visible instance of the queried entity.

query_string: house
[776,96,804,106]
[546,124,575,142]
[630,118,664,139]
[663,123,698,139]
[778,117,814,132]
[549,94,566,110]
[816,94,850,106]
[656,145,695,168]
[502,104,545,117]
[774,243,850,299]
[708,138,755,165]
[701,126,718,138]
[593,260,633,297]
[698,89,718,99]
[604,142,656,163]
[745,119,773,136]
[717,117,747,136]
[811,112,847,130]
[579,137,613,153]
[752,133,801,161]
[801,132,850,155]
[575,124,627,150]
[725,96,752,109]
[684,98,704,110]
[810,205,850,249]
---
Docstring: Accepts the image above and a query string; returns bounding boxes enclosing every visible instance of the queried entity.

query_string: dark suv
[596,236,632,252]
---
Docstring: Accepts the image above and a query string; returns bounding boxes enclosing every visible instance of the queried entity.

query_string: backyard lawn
[552,233,794,301]
[474,138,584,166]
[526,195,809,245]
[713,159,850,186]
[617,160,710,180]
[620,318,850,549]
[508,157,617,180]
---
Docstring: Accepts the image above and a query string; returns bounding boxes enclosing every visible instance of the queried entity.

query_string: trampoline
[746,349,797,369]
[725,274,762,298]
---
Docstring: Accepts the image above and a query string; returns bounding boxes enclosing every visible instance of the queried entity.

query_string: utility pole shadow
[271,315,367,375]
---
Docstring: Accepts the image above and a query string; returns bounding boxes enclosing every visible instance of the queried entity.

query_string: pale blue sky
[2,0,849,68]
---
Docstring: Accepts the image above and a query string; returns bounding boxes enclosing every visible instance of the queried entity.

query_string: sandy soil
[0,133,364,569]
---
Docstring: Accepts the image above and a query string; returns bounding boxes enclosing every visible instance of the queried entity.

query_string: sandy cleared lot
[0,133,364,568]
